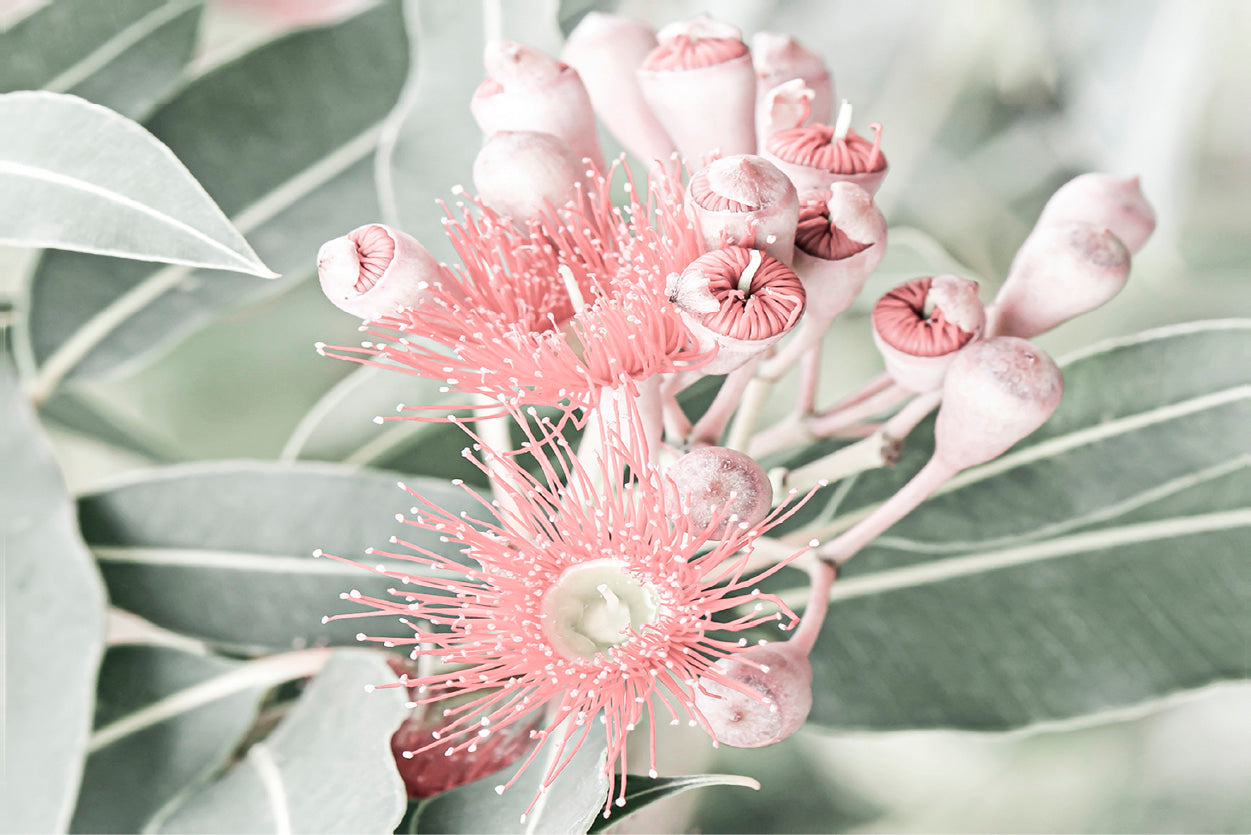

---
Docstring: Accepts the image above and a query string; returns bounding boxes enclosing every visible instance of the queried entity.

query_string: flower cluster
[313,9,1155,818]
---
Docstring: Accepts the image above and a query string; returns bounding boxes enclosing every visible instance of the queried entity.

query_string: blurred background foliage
[2,0,1248,832]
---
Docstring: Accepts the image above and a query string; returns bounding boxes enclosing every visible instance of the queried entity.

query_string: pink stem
[880,390,942,441]
[823,371,893,412]
[789,559,836,654]
[690,359,760,446]
[795,344,822,414]
[808,384,910,436]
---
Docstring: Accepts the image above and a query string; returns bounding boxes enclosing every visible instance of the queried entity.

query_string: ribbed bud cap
[317,224,450,320]
[687,154,799,262]
[871,275,985,392]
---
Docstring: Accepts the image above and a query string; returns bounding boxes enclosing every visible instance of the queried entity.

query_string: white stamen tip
[833,99,853,140]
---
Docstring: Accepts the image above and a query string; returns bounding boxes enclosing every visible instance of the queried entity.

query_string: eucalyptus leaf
[588,773,759,833]
[771,320,1251,731]
[78,461,482,650]
[412,726,610,835]
[556,0,621,37]
[0,362,107,832]
[70,644,272,834]
[19,0,408,396]
[154,650,408,834]
[0,91,273,275]
[0,0,202,120]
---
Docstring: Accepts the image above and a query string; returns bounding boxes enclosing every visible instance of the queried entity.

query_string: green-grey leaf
[783,319,1251,731]
[18,0,408,396]
[556,0,621,37]
[70,644,274,834]
[412,726,610,835]
[154,650,408,834]
[0,0,202,121]
[0,91,273,275]
[588,773,759,833]
[78,461,482,650]
[0,362,107,831]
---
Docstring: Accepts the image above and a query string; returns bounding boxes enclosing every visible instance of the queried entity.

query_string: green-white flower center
[542,559,661,660]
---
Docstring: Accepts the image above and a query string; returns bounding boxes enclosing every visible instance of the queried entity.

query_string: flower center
[542,559,661,660]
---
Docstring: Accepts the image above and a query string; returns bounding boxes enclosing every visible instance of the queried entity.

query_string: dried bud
[562,12,676,164]
[472,131,582,220]
[1035,173,1155,255]
[472,41,605,172]
[317,224,450,320]
[687,154,800,262]
[872,275,985,392]
[669,247,806,375]
[792,183,887,320]
[752,32,834,126]
[637,14,757,162]
[663,446,773,539]
[990,222,1130,338]
[695,643,812,748]
[935,337,1063,471]
[763,104,887,195]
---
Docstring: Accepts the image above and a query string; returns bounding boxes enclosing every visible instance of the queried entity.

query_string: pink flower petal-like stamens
[794,197,872,261]
[764,120,888,195]
[317,224,452,321]
[642,31,749,70]
[319,402,820,817]
[871,275,986,393]
[873,277,976,357]
[346,224,395,293]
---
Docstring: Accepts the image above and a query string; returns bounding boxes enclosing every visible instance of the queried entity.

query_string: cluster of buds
[311,10,1155,818]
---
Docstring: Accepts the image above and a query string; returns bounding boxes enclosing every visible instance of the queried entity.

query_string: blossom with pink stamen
[318,406,817,817]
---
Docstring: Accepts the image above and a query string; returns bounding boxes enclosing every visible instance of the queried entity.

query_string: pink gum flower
[687,154,800,263]
[472,130,583,221]
[989,222,1131,339]
[316,224,454,320]
[472,41,605,173]
[791,183,887,321]
[1035,173,1155,255]
[562,12,676,165]
[751,32,833,133]
[637,14,757,163]
[871,275,985,392]
[320,402,819,816]
[764,120,888,195]
[670,246,807,376]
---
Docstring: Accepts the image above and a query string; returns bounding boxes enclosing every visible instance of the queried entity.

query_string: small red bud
[664,446,773,539]
[695,643,812,749]
[472,131,582,221]
[1035,173,1155,255]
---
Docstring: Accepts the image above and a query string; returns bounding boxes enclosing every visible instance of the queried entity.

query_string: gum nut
[562,12,676,164]
[871,275,985,393]
[695,644,813,749]
[663,446,773,539]
[472,131,582,220]
[757,78,815,144]
[687,154,799,262]
[935,336,1063,471]
[1035,173,1155,254]
[791,183,887,319]
[992,222,1131,338]
[317,224,448,320]
[472,41,605,172]
[751,32,833,125]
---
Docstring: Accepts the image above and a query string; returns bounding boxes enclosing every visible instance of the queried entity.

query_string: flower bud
[872,275,985,392]
[695,643,812,748]
[687,154,799,262]
[752,32,833,127]
[562,12,676,164]
[391,705,542,799]
[472,130,582,220]
[471,41,605,172]
[792,183,887,320]
[669,247,806,375]
[1035,173,1155,255]
[935,336,1063,471]
[637,14,757,162]
[663,446,773,539]
[763,111,887,195]
[317,224,451,320]
[989,222,1130,338]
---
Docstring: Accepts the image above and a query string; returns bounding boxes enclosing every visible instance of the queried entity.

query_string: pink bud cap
[669,247,806,375]
[663,446,773,540]
[317,224,450,320]
[687,154,799,262]
[638,14,757,162]
[391,706,542,799]
[562,12,676,164]
[752,32,833,125]
[757,79,814,144]
[791,183,887,320]
[872,275,985,392]
[695,643,812,748]
[1035,173,1155,255]
[472,41,605,172]
[935,337,1063,471]
[764,121,887,195]
[472,131,582,221]
[991,222,1131,338]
